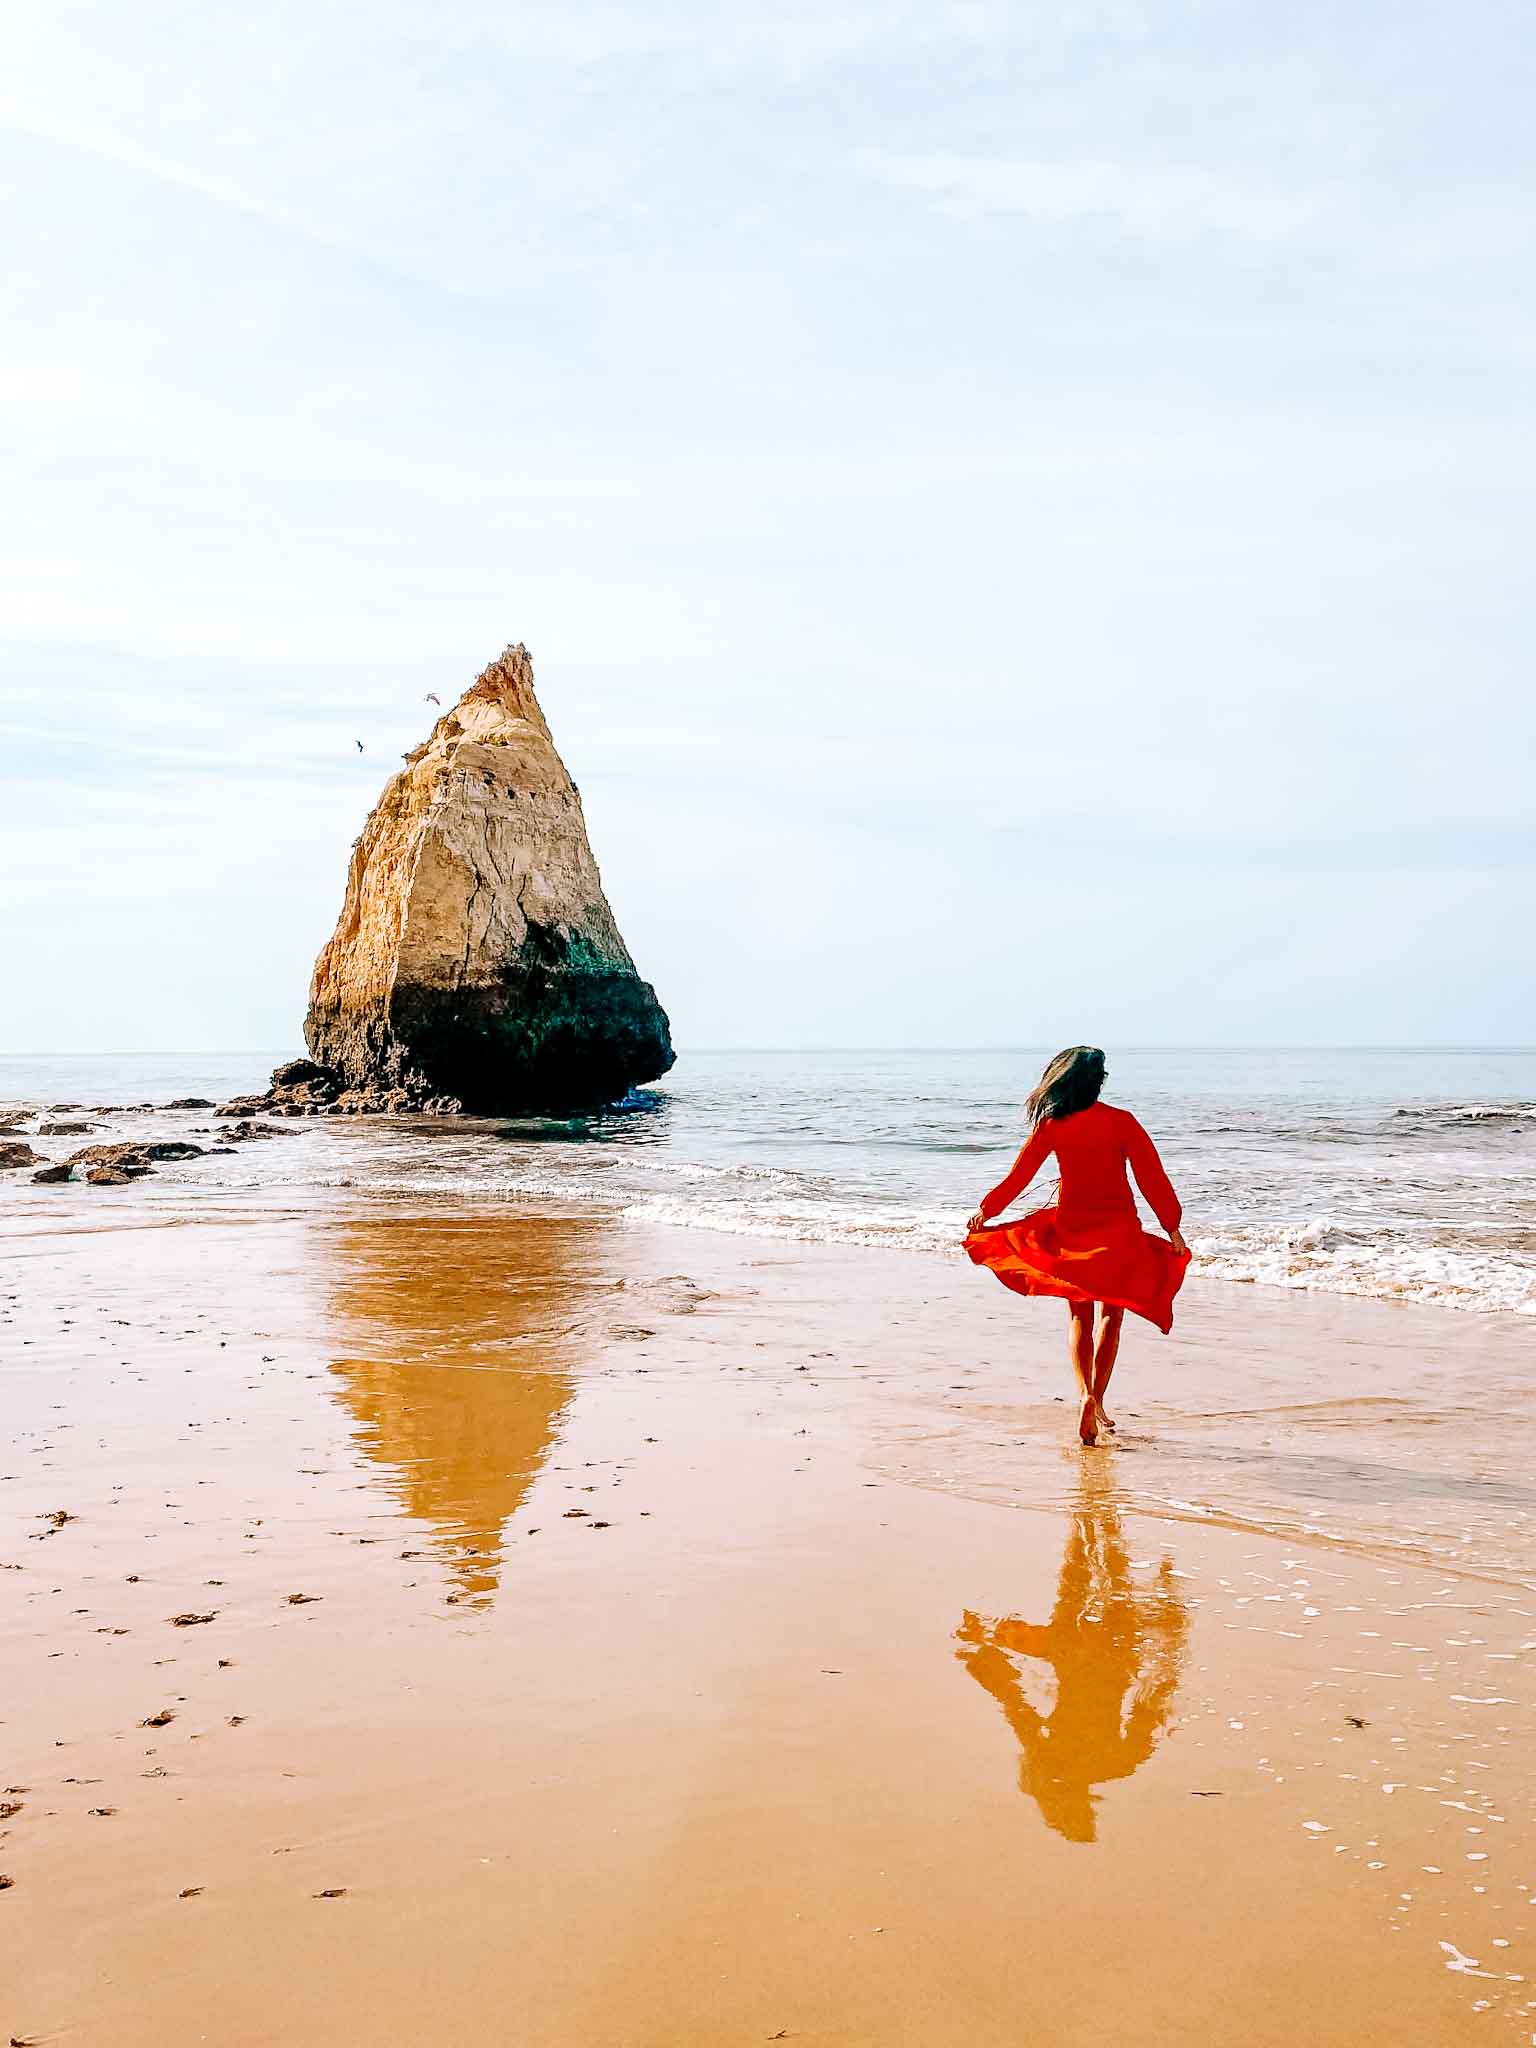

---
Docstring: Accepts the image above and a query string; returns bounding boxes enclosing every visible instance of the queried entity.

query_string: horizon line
[2,1044,1534,1059]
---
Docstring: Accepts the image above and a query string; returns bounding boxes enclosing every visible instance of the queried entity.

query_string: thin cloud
[0,104,492,298]
[405,0,1017,73]
[856,149,1325,241]
[0,105,294,232]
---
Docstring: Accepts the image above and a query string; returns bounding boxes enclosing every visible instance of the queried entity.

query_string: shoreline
[7,1163,1535,1321]
[9,1182,1535,1574]
[4,1045,1536,1320]
[4,1201,1535,2041]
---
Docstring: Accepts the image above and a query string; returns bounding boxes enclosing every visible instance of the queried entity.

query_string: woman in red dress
[965,1046,1190,1446]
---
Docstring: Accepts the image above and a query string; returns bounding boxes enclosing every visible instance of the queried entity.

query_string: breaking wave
[279,1161,1536,1315]
[1188,1218,1536,1317]
[7,1047,1536,1317]
[1390,1102,1536,1127]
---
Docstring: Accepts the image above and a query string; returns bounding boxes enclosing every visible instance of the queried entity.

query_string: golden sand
[2,1205,1532,2044]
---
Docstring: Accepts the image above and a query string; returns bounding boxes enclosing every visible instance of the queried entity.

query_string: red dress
[965,1102,1190,1333]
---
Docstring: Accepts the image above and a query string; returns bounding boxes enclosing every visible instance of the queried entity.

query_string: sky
[3,0,1533,1053]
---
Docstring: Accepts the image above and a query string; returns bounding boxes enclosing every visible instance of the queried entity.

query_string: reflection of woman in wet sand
[965,1046,1190,1444]
[954,1469,1190,1843]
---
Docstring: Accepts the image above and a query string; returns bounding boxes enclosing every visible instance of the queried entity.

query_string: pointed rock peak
[461,641,547,723]
[466,640,534,702]
[420,642,552,758]
[298,641,673,1115]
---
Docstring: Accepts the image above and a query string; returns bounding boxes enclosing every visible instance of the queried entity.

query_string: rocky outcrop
[65,1141,204,1170]
[300,644,674,1114]
[214,1077,460,1120]
[0,1142,43,1169]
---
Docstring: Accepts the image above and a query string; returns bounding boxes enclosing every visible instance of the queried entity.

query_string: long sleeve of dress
[1124,1117,1182,1232]
[979,1125,1053,1220]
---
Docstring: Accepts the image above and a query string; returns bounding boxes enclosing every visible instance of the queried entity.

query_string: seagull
[356,739,364,752]
[425,692,440,704]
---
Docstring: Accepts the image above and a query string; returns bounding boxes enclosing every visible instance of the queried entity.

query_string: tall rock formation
[303,645,673,1114]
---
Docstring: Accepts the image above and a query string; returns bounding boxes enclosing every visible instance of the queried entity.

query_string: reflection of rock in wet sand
[955,1463,1190,1843]
[325,1215,599,1605]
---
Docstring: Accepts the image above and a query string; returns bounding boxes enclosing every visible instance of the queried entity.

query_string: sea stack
[302,644,674,1114]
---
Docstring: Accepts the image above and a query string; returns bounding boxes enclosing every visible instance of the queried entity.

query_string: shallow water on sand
[4,1044,1536,1314]
[871,1279,1536,1586]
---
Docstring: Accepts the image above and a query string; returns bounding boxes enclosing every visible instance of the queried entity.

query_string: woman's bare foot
[1078,1394,1099,1445]
[1094,1399,1117,1433]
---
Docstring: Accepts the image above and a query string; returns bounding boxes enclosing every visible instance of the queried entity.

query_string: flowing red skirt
[965,1206,1190,1334]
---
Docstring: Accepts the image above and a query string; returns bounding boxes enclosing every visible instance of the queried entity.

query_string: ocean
[4,1046,1534,1317]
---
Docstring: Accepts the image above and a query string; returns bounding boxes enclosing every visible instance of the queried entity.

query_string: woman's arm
[968,1125,1052,1231]
[1124,1115,1186,1247]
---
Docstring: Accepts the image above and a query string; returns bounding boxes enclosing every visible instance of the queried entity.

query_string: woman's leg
[1093,1306,1125,1429]
[1067,1299,1098,1443]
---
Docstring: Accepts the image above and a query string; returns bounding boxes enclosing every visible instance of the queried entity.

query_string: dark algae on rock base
[297,644,673,1115]
[378,928,674,1113]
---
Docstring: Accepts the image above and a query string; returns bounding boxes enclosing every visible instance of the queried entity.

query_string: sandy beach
[4,1196,1534,2045]
[8,0,1533,2035]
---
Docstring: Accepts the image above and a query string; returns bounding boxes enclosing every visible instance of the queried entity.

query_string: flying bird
[425,692,440,704]
[356,739,364,752]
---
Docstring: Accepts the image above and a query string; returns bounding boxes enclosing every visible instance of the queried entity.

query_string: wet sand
[3,1202,1534,2044]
